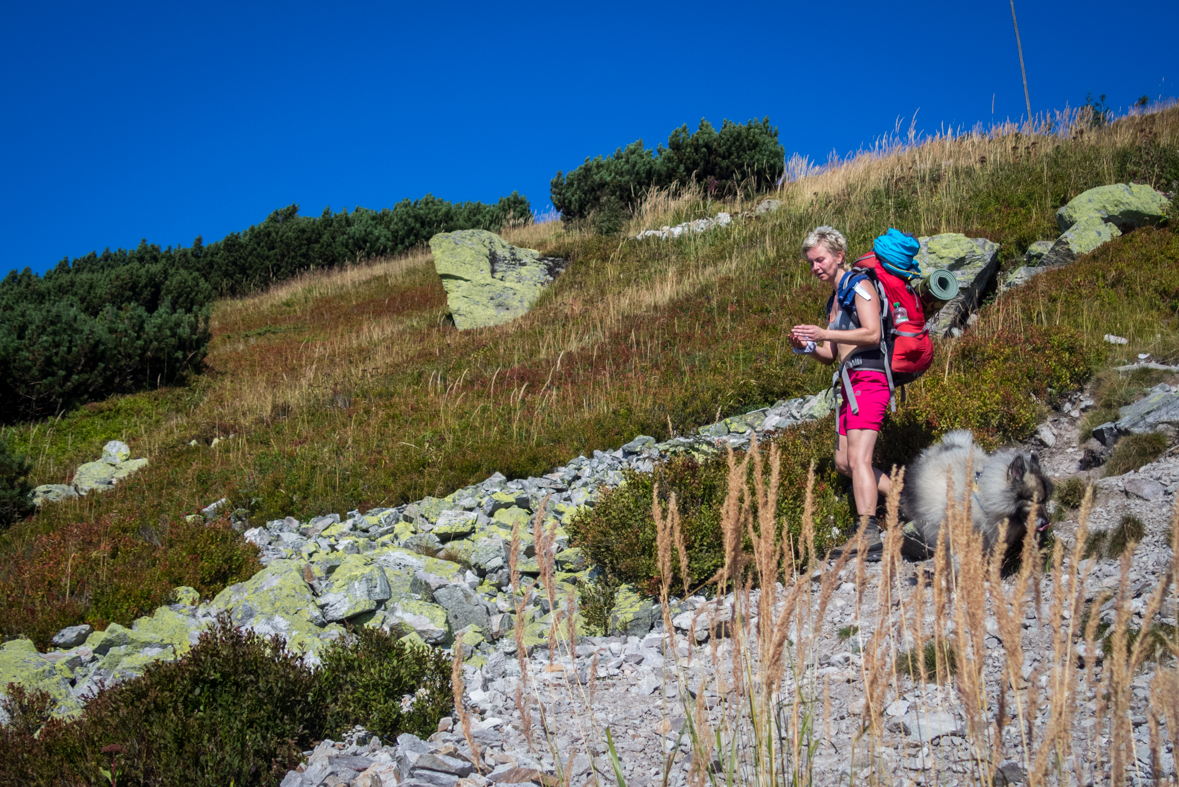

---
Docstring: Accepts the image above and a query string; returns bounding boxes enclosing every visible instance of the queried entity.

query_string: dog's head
[1006,452,1054,533]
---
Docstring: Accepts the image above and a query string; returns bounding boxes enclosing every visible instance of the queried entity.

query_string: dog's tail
[939,429,976,450]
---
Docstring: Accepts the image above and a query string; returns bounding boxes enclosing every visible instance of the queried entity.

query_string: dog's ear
[1006,454,1027,483]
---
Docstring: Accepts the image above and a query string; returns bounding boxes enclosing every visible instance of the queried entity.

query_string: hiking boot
[830,516,884,562]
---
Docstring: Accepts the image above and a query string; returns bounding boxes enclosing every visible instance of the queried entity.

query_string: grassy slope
[1,106,1176,645]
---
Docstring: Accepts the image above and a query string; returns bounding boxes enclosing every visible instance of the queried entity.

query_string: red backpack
[826,252,934,414]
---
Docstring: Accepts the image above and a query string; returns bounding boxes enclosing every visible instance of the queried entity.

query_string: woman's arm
[797,288,882,348]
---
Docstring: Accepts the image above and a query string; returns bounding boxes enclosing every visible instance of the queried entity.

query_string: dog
[902,429,1053,560]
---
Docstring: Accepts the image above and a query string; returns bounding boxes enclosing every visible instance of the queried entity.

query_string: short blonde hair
[801,226,848,266]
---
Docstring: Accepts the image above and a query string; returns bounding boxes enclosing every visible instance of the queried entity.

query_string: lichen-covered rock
[433,584,491,636]
[1024,240,1054,265]
[431,510,477,541]
[430,230,567,330]
[608,584,659,637]
[0,639,75,719]
[30,484,79,506]
[316,555,393,622]
[1056,183,1171,232]
[71,460,119,492]
[209,560,343,656]
[916,234,1000,337]
[1040,216,1123,268]
[102,440,131,464]
[1115,390,1179,434]
[388,599,450,645]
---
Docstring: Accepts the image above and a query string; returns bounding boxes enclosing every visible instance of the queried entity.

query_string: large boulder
[429,230,567,330]
[209,560,344,657]
[1056,183,1171,233]
[1039,216,1123,268]
[915,234,1000,337]
[315,554,393,623]
[1115,389,1179,434]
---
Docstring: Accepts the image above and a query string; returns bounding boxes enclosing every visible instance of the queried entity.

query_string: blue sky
[2,0,1175,278]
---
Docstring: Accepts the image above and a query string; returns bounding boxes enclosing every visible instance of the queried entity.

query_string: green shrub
[569,423,853,594]
[0,515,263,649]
[896,640,957,682]
[0,193,531,423]
[0,440,33,528]
[550,117,785,221]
[1104,432,1168,477]
[0,617,453,787]
[578,575,620,636]
[314,625,452,742]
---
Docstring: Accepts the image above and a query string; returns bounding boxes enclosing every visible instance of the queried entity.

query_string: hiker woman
[790,226,891,557]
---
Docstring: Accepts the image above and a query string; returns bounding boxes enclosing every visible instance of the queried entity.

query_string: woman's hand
[791,324,827,344]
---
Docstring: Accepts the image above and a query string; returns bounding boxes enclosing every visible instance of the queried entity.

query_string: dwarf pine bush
[550,117,785,222]
[0,440,33,529]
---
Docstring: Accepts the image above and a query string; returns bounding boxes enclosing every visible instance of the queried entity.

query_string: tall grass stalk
[486,433,1179,786]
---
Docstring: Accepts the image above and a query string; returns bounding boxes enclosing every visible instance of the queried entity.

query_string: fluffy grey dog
[902,429,1053,559]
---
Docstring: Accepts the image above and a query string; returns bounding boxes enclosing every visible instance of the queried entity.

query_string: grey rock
[620,435,656,455]
[279,772,309,787]
[433,584,491,635]
[102,440,131,465]
[917,234,1000,338]
[403,533,443,555]
[1125,477,1166,501]
[903,709,960,742]
[1056,183,1171,233]
[31,484,79,506]
[51,624,93,649]
[1117,391,1179,434]
[1092,422,1122,447]
[1033,423,1057,449]
[413,753,474,777]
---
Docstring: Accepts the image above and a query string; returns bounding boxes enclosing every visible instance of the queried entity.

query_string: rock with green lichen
[209,560,344,657]
[608,584,659,637]
[316,554,393,622]
[1056,183,1171,232]
[430,229,568,330]
[387,599,450,645]
[916,233,1000,338]
[1041,215,1123,268]
[0,639,75,720]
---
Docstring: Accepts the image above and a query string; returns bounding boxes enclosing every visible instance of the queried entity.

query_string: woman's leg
[845,428,890,518]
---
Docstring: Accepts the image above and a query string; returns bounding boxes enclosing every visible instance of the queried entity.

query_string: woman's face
[805,243,843,283]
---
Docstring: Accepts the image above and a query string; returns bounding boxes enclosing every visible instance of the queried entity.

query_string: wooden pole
[1010,0,1032,123]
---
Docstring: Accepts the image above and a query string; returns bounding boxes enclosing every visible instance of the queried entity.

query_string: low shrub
[0,440,33,528]
[0,617,453,787]
[1083,514,1146,560]
[569,423,854,594]
[577,575,619,636]
[1103,432,1168,477]
[1055,477,1089,510]
[0,515,262,649]
[314,625,452,742]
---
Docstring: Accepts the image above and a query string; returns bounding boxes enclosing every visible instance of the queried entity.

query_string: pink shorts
[838,369,889,435]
